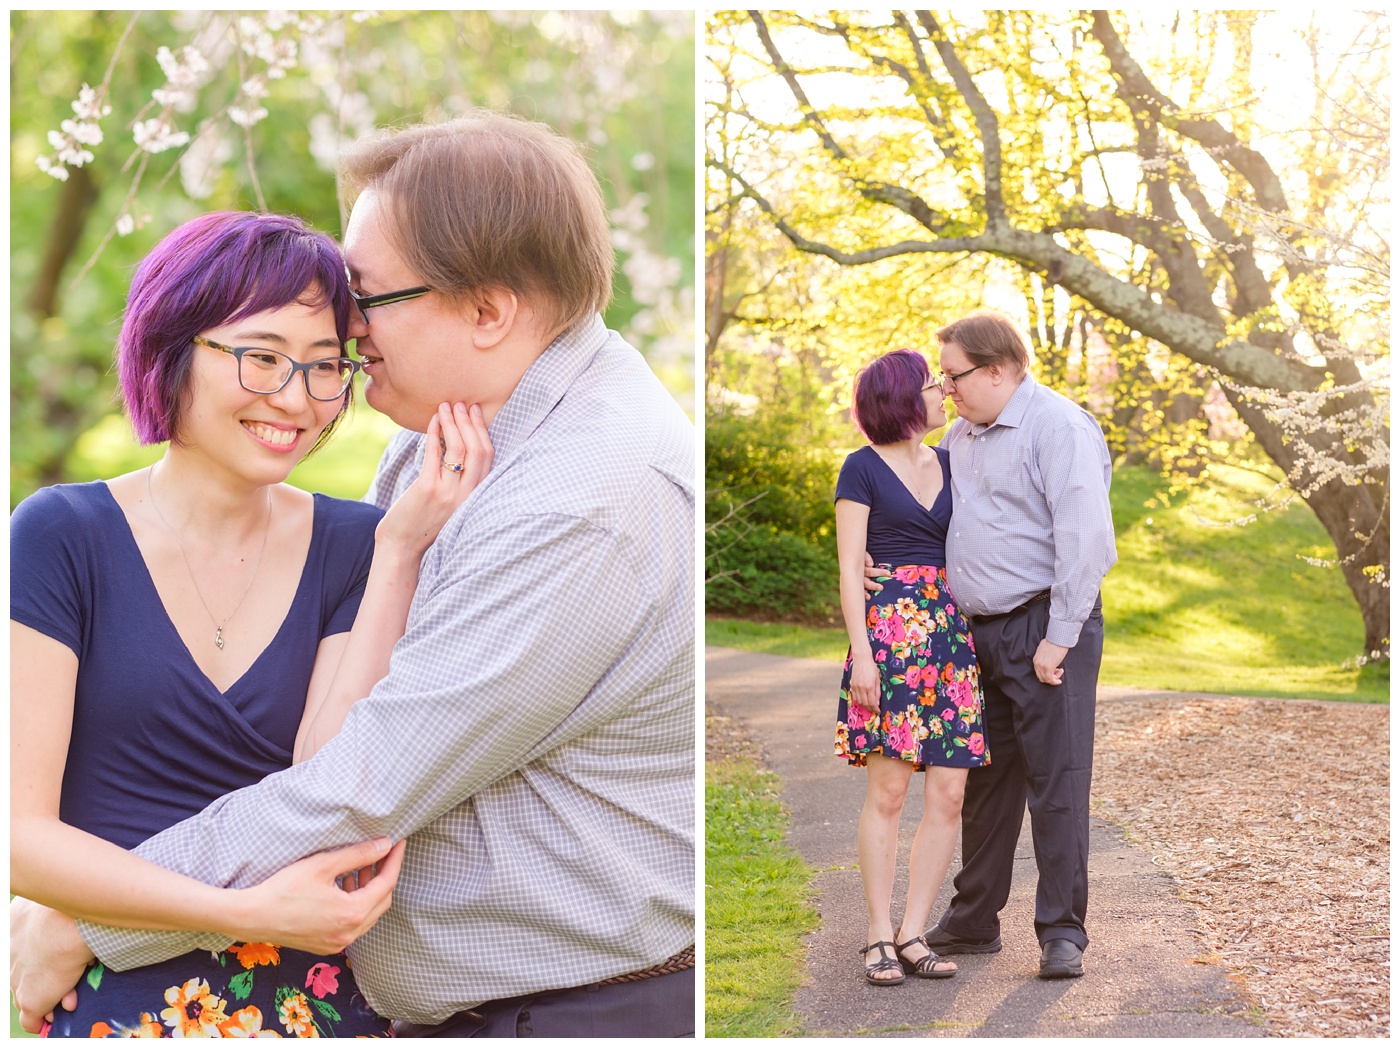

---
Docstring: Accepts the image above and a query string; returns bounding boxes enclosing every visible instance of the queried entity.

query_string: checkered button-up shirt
[942,373,1116,647]
[79,317,696,1024]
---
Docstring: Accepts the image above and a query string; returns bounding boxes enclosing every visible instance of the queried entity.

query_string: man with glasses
[884,310,1116,980]
[23,112,695,1037]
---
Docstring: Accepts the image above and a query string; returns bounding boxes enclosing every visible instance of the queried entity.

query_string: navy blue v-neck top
[10,482,382,850]
[834,444,953,567]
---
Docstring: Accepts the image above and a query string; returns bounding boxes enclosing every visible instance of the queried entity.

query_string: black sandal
[896,935,958,979]
[860,940,906,986]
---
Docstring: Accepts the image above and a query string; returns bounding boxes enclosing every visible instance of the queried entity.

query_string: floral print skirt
[42,943,392,1038]
[835,564,989,769]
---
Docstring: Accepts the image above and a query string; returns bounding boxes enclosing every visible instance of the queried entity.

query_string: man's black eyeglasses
[348,283,433,325]
[935,363,986,389]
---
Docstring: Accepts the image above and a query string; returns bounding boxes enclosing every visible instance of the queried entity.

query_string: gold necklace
[880,446,935,505]
[146,465,273,650]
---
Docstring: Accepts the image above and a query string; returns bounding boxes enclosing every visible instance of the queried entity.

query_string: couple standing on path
[834,312,1117,988]
[12,112,694,1038]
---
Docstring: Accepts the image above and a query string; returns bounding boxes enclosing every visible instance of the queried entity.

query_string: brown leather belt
[395,946,698,1033]
[599,944,695,985]
[968,590,1050,627]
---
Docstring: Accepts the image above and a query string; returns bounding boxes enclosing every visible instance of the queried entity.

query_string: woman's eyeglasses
[193,335,359,401]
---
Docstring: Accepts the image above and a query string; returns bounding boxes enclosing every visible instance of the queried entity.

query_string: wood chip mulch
[1093,695,1390,1039]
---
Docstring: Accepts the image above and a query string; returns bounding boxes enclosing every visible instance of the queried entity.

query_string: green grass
[705,753,820,1037]
[708,463,1388,703]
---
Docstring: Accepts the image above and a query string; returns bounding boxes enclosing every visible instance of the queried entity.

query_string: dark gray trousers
[936,598,1102,949]
[392,967,694,1038]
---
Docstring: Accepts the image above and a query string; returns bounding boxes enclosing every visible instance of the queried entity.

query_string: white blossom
[133,117,190,154]
[35,156,70,181]
[180,126,234,198]
[240,16,300,79]
[228,105,269,128]
[308,78,376,172]
[152,45,211,112]
[155,44,209,83]
[73,83,111,121]
[115,213,135,236]
[59,117,104,146]
[35,82,111,178]
[611,193,650,234]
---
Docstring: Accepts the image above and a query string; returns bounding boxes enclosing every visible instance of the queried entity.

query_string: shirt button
[960,498,965,503]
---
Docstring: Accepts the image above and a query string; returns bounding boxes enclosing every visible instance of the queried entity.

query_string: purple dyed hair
[117,211,353,449]
[851,348,931,444]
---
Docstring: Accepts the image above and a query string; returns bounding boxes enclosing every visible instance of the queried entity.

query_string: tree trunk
[23,163,104,494]
[26,164,100,318]
[1225,390,1389,656]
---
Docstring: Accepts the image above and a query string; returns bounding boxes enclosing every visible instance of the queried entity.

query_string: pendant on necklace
[215,628,225,650]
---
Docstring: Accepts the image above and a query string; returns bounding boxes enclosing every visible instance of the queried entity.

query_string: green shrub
[705,345,849,622]
[706,522,838,621]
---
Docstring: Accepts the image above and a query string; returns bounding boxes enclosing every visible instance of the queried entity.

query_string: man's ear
[986,362,1005,385]
[470,287,518,349]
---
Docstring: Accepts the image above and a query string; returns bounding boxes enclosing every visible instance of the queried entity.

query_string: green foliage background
[704,9,1389,661]
[10,10,695,505]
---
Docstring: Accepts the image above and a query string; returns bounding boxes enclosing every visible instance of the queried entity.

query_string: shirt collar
[486,314,608,462]
[970,371,1036,434]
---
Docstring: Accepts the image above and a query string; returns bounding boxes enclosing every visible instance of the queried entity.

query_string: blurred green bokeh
[11,10,695,505]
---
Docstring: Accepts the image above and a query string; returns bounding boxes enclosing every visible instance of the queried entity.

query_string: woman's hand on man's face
[377,401,494,558]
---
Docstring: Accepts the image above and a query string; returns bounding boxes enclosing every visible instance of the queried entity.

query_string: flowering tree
[707,10,1389,658]
[11,10,694,501]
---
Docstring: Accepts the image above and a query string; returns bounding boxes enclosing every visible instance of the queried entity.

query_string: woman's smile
[241,420,302,450]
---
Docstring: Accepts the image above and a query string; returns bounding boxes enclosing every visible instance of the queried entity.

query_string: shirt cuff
[77,918,234,972]
[1045,617,1083,648]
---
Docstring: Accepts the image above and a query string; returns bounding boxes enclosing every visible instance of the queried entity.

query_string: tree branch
[1090,11,1291,216]
[747,10,947,233]
[710,158,980,263]
[915,11,1006,224]
[713,155,1323,393]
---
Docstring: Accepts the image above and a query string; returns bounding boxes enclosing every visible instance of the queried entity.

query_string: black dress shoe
[922,926,1003,955]
[1038,939,1084,979]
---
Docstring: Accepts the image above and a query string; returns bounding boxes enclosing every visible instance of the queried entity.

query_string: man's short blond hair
[342,111,614,336]
[936,309,1031,375]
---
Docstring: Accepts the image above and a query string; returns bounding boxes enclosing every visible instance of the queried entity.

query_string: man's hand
[1033,639,1069,685]
[10,898,92,1034]
[861,551,885,598]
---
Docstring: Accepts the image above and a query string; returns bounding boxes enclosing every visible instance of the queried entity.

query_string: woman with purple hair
[10,211,491,1037]
[833,348,988,986]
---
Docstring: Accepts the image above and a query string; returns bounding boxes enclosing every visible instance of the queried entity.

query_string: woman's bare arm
[835,499,880,711]
[9,621,400,947]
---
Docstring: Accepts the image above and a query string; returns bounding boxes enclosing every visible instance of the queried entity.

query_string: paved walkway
[706,647,1266,1038]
